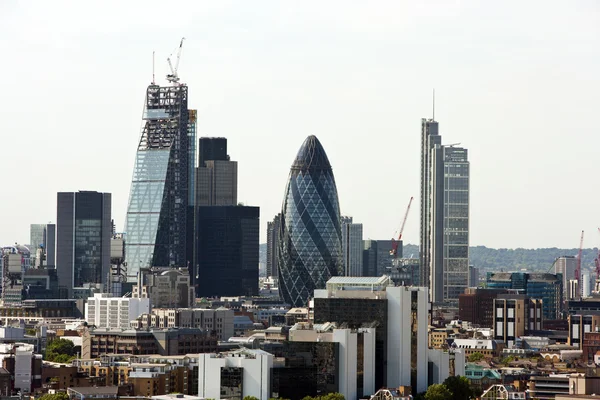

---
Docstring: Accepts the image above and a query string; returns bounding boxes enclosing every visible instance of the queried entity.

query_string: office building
[341,216,363,277]
[193,206,259,297]
[198,349,272,400]
[196,137,237,206]
[568,314,600,349]
[278,135,343,307]
[458,288,508,328]
[486,272,563,319]
[56,191,111,296]
[362,240,378,277]
[430,145,470,303]
[555,255,577,300]
[266,214,281,278]
[420,118,442,290]
[81,327,218,359]
[469,265,479,287]
[30,223,56,267]
[493,294,543,348]
[1,244,32,304]
[132,268,194,308]
[375,240,400,276]
[124,83,195,280]
[313,276,429,393]
[0,343,42,394]
[85,293,150,329]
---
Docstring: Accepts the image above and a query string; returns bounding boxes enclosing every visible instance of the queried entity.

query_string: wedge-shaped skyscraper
[278,135,343,307]
[125,84,195,281]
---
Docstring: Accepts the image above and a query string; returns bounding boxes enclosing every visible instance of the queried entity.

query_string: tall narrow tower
[419,118,441,290]
[124,84,191,279]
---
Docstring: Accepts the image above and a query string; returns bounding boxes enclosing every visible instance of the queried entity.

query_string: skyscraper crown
[291,135,332,171]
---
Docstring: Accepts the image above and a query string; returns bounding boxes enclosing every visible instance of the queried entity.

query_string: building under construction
[124,82,196,279]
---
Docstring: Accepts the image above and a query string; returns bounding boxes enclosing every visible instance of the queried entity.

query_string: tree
[443,376,475,400]
[45,338,76,363]
[468,352,484,362]
[243,396,259,400]
[322,394,344,400]
[38,393,69,400]
[425,384,452,400]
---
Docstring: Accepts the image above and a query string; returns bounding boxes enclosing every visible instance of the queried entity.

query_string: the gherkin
[278,135,343,307]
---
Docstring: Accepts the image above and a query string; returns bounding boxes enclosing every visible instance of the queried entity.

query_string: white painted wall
[333,329,357,400]
[361,328,376,396]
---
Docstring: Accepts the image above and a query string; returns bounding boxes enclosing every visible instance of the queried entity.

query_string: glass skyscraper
[278,135,343,307]
[124,84,195,280]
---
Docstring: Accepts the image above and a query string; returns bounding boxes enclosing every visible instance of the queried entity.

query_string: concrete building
[0,343,42,394]
[313,276,429,393]
[459,288,509,328]
[555,256,578,299]
[287,322,376,399]
[132,268,194,309]
[198,349,272,400]
[568,314,600,348]
[427,348,466,385]
[81,328,218,359]
[131,307,234,341]
[85,293,150,329]
[1,244,31,305]
[266,214,281,278]
[430,145,470,304]
[56,191,111,296]
[341,216,364,277]
[493,295,543,348]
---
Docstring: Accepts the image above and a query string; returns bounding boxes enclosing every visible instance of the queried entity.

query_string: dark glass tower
[56,191,111,296]
[278,135,343,307]
[125,84,193,280]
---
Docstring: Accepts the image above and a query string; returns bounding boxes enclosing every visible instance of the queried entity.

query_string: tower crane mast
[390,196,414,259]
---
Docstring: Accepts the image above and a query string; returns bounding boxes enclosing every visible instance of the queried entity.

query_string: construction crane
[575,230,584,297]
[390,196,414,259]
[167,37,185,84]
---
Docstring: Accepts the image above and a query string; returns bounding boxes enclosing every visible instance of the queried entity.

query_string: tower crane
[167,37,185,84]
[390,196,414,259]
[575,230,584,297]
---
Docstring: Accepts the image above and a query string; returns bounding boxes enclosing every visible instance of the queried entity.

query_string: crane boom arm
[390,196,414,258]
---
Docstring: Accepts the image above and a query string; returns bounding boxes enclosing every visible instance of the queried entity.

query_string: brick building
[458,288,508,327]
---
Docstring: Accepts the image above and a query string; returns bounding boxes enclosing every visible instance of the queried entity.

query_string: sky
[0,0,599,249]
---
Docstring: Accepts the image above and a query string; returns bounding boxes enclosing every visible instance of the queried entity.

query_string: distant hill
[260,243,599,275]
[404,243,598,273]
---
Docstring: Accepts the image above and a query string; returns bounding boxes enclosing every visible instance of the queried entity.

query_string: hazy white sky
[0,0,598,249]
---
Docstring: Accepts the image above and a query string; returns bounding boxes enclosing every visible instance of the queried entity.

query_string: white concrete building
[0,343,41,393]
[85,293,150,329]
[198,349,272,400]
[288,322,376,400]
[428,348,466,385]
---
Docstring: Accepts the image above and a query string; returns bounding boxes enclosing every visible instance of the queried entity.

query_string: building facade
[278,135,343,307]
[266,214,281,278]
[430,145,470,303]
[420,118,442,290]
[341,216,363,277]
[196,142,238,207]
[132,268,194,309]
[56,191,111,296]
[486,272,563,319]
[458,288,509,328]
[555,256,577,300]
[30,223,56,267]
[193,206,259,297]
[85,293,150,329]
[124,84,194,279]
[493,295,543,348]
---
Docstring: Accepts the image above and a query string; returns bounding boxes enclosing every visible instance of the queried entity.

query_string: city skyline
[1,1,599,249]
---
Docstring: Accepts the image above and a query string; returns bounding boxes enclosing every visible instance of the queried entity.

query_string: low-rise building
[85,293,150,329]
[198,349,272,400]
[67,386,119,400]
[81,328,218,359]
[0,342,42,394]
[133,268,195,309]
[450,338,504,358]
[528,375,571,399]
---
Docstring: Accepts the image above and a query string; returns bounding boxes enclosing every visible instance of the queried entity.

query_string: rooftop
[68,387,119,396]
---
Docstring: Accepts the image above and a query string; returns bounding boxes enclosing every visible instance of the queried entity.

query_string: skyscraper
[419,118,441,290]
[278,135,343,307]
[341,216,363,276]
[124,84,194,280]
[266,213,281,278]
[193,206,259,297]
[196,137,237,206]
[56,191,111,296]
[29,223,56,267]
[430,145,470,303]
[555,256,577,300]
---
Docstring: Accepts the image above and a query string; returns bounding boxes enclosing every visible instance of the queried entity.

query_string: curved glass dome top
[278,135,343,307]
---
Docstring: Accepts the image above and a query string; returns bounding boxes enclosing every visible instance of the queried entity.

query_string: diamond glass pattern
[278,136,343,307]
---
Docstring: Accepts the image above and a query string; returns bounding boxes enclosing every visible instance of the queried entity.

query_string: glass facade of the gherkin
[278,135,343,307]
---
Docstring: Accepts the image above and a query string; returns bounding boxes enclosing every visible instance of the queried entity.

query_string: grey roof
[327,276,389,285]
[68,387,119,395]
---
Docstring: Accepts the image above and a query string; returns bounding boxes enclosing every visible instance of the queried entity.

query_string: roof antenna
[152,51,156,85]
[432,88,435,121]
